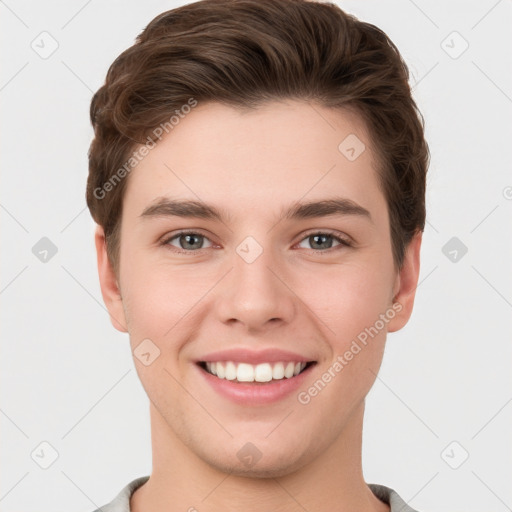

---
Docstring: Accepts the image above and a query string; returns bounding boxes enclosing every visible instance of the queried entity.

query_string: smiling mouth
[198,360,316,383]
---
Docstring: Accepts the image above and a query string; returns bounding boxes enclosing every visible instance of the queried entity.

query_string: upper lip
[196,348,316,365]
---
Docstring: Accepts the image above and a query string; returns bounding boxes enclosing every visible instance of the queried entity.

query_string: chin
[209,455,306,479]
[198,439,311,479]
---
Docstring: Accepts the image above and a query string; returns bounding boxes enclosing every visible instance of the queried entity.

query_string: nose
[214,240,297,333]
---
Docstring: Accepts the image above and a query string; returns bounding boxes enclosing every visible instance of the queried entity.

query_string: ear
[94,224,128,333]
[386,230,422,333]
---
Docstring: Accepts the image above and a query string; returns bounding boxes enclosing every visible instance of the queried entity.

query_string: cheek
[305,261,393,342]
[121,255,197,323]
[121,269,195,402]
[120,261,214,366]
[301,266,390,411]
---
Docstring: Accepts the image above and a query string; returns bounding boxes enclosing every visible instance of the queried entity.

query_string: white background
[1,1,511,510]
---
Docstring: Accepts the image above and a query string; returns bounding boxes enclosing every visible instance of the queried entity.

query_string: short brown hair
[86,0,429,279]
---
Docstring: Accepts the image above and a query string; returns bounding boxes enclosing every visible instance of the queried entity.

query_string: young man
[86,0,429,510]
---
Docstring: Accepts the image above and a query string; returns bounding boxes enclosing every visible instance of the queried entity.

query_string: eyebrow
[139,196,373,224]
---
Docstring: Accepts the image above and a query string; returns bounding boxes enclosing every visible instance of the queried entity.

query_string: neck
[131,402,388,512]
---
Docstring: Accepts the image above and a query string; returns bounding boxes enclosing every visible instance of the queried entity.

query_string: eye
[161,231,214,252]
[296,231,352,252]
[160,229,352,254]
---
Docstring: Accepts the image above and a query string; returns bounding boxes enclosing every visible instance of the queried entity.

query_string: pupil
[311,234,332,249]
[182,234,202,249]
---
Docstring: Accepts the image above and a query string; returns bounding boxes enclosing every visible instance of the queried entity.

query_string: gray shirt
[91,475,420,511]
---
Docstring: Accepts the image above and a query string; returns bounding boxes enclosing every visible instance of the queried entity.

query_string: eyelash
[159,229,353,255]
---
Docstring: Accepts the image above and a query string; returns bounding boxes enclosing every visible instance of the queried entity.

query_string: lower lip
[196,363,315,405]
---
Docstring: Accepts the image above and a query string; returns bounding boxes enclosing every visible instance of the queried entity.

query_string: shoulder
[368,483,421,512]
[89,475,150,512]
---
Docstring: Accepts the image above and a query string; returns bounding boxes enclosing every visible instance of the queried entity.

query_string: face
[96,100,421,477]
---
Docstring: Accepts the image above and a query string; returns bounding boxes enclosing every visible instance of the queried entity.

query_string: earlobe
[94,225,129,333]
[386,230,422,333]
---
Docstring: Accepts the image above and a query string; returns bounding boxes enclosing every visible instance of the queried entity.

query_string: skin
[95,100,422,512]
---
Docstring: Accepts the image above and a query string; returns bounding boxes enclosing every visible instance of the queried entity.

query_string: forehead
[122,100,387,227]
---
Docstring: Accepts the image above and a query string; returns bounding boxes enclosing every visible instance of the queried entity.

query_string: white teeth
[237,363,254,382]
[203,360,309,382]
[225,361,237,380]
[254,363,273,382]
[215,362,224,379]
[272,362,285,380]
[284,362,295,378]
